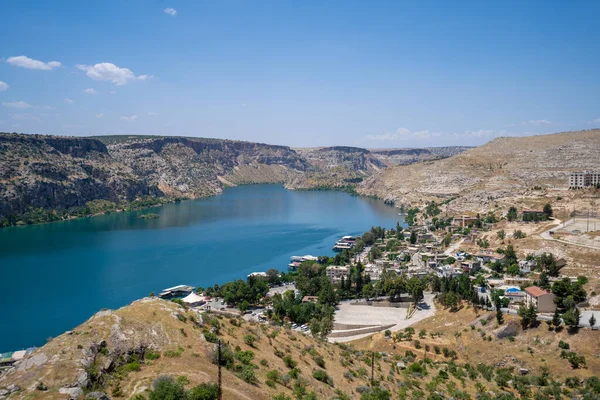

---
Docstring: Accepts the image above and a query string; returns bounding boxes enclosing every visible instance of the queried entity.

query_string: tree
[552,309,562,330]
[410,230,418,245]
[188,383,219,400]
[507,207,518,221]
[562,309,580,333]
[590,313,597,330]
[266,268,281,285]
[149,376,186,400]
[504,245,517,265]
[318,279,338,307]
[497,230,505,240]
[407,277,425,304]
[496,307,504,325]
[543,203,553,219]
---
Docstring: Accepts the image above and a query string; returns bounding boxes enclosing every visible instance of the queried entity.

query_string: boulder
[59,387,84,399]
[86,392,111,400]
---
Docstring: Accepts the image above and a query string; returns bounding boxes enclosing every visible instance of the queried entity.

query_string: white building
[326,265,349,282]
[570,171,600,188]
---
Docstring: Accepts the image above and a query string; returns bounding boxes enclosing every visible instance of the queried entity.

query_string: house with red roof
[524,286,556,313]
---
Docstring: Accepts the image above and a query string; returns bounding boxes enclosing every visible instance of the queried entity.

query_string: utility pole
[218,339,222,400]
[371,351,375,387]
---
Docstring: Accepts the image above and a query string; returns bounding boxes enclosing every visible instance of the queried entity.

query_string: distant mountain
[358,129,600,211]
[0,133,473,225]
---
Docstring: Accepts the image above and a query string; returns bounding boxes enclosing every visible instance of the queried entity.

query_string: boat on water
[333,235,357,252]
[158,284,195,299]
[288,255,318,271]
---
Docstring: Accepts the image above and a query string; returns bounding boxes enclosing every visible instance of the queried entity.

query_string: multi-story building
[569,171,600,188]
[325,265,349,282]
[524,286,556,313]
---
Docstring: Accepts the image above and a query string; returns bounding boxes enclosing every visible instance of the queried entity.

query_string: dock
[158,284,195,299]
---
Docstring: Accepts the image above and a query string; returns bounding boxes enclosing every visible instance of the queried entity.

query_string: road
[444,238,465,256]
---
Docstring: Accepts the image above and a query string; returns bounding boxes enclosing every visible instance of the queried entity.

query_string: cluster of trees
[432,275,479,311]
[269,260,338,338]
[507,203,553,223]
[359,271,426,304]
[517,304,539,329]
[205,276,269,312]
[552,277,587,311]
[0,196,171,228]
[144,376,218,400]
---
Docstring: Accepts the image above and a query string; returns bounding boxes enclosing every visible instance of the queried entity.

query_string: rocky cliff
[370,146,473,166]
[0,133,472,224]
[358,129,600,212]
[0,134,312,222]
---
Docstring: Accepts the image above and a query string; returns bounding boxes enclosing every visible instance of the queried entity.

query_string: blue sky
[0,0,599,148]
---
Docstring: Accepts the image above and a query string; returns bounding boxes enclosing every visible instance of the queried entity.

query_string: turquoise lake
[0,185,403,352]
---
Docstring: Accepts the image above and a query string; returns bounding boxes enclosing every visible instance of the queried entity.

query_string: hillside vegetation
[2,298,599,400]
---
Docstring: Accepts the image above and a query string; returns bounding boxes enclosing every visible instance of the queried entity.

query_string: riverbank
[0,185,402,351]
[0,183,379,229]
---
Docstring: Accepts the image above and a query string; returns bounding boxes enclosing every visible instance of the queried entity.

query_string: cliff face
[358,129,600,211]
[0,133,472,221]
[370,146,473,165]
[0,134,313,219]
[0,134,150,217]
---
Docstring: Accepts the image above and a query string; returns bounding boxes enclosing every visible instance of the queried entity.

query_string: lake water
[0,185,403,351]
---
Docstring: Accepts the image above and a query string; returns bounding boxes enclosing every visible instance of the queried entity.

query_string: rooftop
[525,286,551,297]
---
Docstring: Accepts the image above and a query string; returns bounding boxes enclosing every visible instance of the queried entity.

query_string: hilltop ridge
[0,133,469,225]
[358,129,600,212]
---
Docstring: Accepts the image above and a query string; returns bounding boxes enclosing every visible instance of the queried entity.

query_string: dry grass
[353,304,600,383]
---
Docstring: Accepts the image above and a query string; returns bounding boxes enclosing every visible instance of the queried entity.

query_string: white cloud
[42,105,56,110]
[526,119,552,126]
[96,113,104,118]
[591,118,600,124]
[6,56,62,70]
[120,115,138,121]
[147,111,158,116]
[83,88,97,95]
[0,81,8,91]
[64,98,74,104]
[76,63,152,86]
[164,8,177,16]
[109,90,116,94]
[2,101,31,109]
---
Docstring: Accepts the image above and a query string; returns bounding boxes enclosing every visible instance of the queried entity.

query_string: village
[132,188,598,346]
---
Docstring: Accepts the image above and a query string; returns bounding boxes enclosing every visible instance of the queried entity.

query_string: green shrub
[244,334,257,347]
[145,350,161,361]
[187,382,219,400]
[237,365,258,385]
[283,355,297,369]
[124,361,141,372]
[312,369,333,385]
[204,331,219,344]
[314,355,326,368]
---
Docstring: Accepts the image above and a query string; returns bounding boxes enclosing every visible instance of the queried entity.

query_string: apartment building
[570,171,600,188]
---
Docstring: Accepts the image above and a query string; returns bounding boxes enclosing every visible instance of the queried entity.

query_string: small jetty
[158,284,195,299]
[333,235,357,252]
[288,255,318,271]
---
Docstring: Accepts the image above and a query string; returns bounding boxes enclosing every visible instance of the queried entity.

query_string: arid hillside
[358,129,600,212]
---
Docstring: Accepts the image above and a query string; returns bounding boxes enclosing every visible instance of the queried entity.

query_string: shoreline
[0,186,403,352]
[0,182,389,230]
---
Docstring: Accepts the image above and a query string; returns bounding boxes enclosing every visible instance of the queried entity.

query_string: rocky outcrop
[0,132,475,223]
[358,129,600,212]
